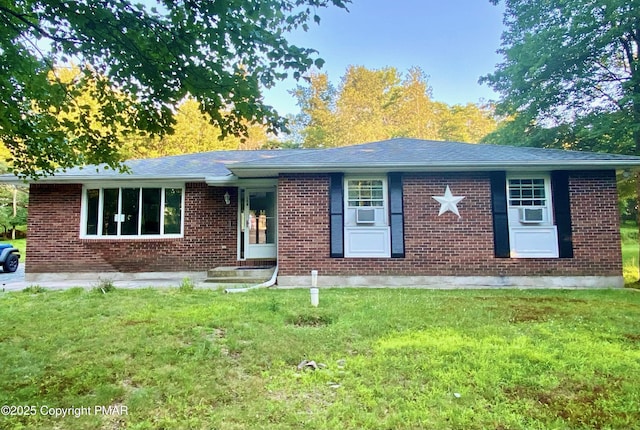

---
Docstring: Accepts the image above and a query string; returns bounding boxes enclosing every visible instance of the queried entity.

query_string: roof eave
[229,160,640,177]
[205,175,239,185]
[0,173,215,185]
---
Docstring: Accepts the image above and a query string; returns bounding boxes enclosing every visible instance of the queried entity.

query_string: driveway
[0,264,26,291]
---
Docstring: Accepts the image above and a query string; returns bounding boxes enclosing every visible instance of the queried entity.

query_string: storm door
[240,188,277,259]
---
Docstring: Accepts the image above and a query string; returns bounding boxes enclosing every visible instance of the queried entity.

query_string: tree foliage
[0,181,28,238]
[123,98,270,159]
[33,67,271,159]
[0,0,349,177]
[481,0,640,154]
[292,72,339,147]
[290,66,498,147]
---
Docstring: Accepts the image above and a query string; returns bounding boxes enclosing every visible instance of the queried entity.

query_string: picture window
[83,186,183,237]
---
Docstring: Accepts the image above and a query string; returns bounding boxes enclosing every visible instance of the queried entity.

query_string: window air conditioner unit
[356,208,376,224]
[519,207,544,224]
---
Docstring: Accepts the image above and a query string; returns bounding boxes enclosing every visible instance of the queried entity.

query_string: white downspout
[224,265,278,294]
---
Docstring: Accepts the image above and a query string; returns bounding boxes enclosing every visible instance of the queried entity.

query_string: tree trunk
[11,186,16,240]
[635,112,640,281]
[634,71,640,280]
[624,29,639,282]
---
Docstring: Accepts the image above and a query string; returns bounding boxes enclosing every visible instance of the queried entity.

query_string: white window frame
[507,174,553,225]
[344,177,389,226]
[343,176,390,258]
[506,173,559,258]
[346,178,386,208]
[80,183,185,239]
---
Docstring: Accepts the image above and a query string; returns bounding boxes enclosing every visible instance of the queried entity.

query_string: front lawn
[621,225,639,284]
[1,287,639,429]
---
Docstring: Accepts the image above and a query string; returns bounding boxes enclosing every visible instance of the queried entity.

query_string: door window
[248,191,275,245]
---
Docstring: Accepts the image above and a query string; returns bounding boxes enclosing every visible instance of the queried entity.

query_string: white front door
[240,188,277,260]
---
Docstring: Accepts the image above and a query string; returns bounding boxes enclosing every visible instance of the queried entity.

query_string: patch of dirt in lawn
[121,319,153,326]
[474,295,588,304]
[287,313,333,327]
[507,304,560,323]
[475,296,584,323]
[504,378,624,426]
[481,302,566,323]
[521,296,587,304]
[622,333,640,343]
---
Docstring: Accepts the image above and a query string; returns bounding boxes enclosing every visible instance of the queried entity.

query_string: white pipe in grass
[224,266,278,294]
[310,270,319,307]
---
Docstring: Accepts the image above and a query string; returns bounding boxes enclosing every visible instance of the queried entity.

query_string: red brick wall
[26,170,622,277]
[277,171,622,277]
[26,183,239,273]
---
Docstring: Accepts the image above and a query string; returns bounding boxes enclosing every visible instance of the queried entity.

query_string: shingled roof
[4,149,310,183]
[228,138,640,177]
[4,138,640,183]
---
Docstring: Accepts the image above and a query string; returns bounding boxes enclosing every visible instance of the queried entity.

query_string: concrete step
[204,277,268,284]
[204,266,275,284]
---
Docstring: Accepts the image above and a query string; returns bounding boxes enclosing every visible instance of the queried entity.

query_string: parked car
[0,243,20,273]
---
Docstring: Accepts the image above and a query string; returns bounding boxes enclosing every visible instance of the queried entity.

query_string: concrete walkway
[0,264,209,292]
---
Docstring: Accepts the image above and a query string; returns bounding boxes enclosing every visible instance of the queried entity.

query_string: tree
[0,184,28,239]
[290,72,338,147]
[392,67,441,140]
[0,0,349,178]
[481,0,640,277]
[438,102,499,143]
[122,98,269,159]
[481,0,639,154]
[291,65,498,147]
[34,67,269,159]
[334,66,404,144]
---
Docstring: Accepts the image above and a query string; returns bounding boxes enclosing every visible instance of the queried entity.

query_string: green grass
[13,238,25,262]
[1,287,639,429]
[622,243,638,281]
[621,225,639,284]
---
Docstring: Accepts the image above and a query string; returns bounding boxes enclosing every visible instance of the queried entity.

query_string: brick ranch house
[7,138,640,288]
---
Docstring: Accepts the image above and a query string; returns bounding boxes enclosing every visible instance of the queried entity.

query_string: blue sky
[262,0,506,116]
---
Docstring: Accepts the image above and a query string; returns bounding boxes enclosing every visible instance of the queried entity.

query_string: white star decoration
[432,185,465,217]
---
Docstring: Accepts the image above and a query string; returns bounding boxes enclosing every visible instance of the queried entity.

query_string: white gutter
[0,174,214,185]
[224,266,278,294]
[0,174,240,186]
[205,175,239,186]
[227,161,640,178]
[230,160,640,172]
